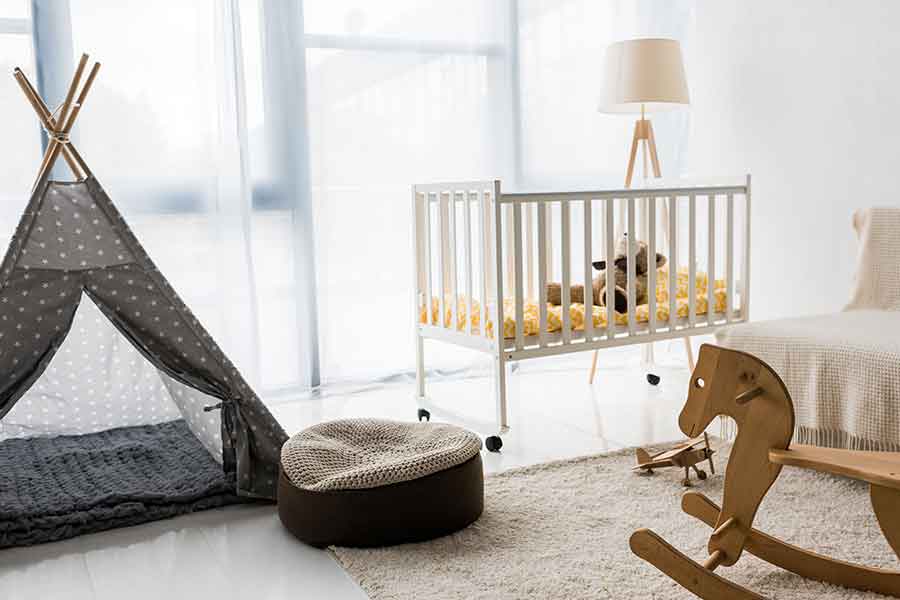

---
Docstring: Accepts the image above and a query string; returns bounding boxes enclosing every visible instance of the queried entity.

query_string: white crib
[412,177,752,450]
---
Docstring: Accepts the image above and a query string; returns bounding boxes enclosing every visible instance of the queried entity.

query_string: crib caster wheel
[697,469,708,480]
[417,409,431,422]
[647,373,661,386]
[485,435,503,452]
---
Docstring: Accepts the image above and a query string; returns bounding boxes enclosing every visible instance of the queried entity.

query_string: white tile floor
[0,343,708,600]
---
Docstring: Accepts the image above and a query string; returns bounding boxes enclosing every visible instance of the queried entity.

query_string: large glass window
[7,1,693,396]
[300,1,516,382]
[0,5,40,216]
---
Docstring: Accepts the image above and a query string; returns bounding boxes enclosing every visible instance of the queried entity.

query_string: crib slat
[438,191,448,328]
[627,198,636,335]
[480,191,491,337]
[560,200,571,344]
[742,175,752,320]
[669,196,677,331]
[726,193,734,323]
[583,199,594,342]
[526,205,535,301]
[688,194,696,327]
[413,189,424,325]
[448,192,459,331]
[505,203,515,311]
[493,183,506,345]
[707,195,716,326]
[424,193,434,325]
[514,203,525,350]
[464,193,474,334]
[538,202,548,346]
[606,199,615,339]
[648,196,657,334]
[545,203,554,281]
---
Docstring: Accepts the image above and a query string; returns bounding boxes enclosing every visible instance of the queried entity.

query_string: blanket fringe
[713,422,899,452]
[794,426,900,452]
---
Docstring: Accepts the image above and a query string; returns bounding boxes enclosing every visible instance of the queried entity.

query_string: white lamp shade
[598,38,689,114]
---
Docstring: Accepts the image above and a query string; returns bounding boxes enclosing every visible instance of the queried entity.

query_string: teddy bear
[546,234,667,313]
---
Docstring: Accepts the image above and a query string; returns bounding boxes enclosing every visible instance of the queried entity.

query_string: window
[297,1,519,382]
[0,2,41,214]
[6,1,693,395]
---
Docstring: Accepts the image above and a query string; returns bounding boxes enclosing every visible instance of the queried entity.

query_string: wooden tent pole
[57,62,101,182]
[31,53,89,189]
[13,69,84,179]
[47,61,100,183]
[54,53,89,134]
[61,61,100,134]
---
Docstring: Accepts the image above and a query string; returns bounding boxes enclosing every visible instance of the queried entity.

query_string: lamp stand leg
[590,118,650,384]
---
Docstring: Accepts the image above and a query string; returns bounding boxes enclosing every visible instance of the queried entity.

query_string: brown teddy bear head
[591,234,667,274]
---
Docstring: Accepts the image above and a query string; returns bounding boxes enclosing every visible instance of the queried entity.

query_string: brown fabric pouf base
[278,453,484,548]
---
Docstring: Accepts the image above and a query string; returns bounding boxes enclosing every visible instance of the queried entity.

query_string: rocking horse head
[678,343,795,442]
[678,344,796,567]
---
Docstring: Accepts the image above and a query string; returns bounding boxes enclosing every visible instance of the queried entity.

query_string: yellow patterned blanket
[419,266,728,339]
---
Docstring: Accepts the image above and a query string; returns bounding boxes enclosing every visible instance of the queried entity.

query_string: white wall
[687,0,900,320]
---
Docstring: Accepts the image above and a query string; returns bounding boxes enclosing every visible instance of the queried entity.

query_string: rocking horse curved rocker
[631,344,900,599]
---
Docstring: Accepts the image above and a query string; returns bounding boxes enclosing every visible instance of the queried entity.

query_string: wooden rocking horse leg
[630,529,766,600]
[871,484,900,560]
[683,491,900,597]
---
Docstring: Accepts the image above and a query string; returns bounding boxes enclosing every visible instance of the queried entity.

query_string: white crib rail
[413,177,752,360]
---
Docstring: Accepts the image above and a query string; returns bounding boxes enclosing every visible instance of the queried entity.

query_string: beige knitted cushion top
[281,419,483,492]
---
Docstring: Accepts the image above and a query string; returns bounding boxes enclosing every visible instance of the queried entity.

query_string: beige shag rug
[331,443,900,599]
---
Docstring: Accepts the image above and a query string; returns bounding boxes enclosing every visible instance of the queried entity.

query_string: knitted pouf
[278,418,484,548]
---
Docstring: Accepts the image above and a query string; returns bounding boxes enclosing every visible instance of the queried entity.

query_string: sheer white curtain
[298,0,694,384]
[0,0,695,402]
[297,1,515,383]
[0,1,292,396]
[519,0,694,188]
[0,2,41,210]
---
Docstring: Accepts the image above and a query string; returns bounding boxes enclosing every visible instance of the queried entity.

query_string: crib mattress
[420,267,729,339]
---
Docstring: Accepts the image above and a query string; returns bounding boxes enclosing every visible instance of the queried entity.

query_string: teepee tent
[0,54,287,547]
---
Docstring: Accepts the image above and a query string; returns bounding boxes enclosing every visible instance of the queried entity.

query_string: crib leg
[588,350,600,384]
[683,337,695,372]
[415,333,426,400]
[495,354,509,434]
[642,343,655,366]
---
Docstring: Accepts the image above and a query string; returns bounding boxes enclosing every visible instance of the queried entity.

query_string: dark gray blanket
[0,420,243,549]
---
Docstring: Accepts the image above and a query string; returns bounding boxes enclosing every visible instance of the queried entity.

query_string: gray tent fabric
[0,296,225,461]
[0,176,287,499]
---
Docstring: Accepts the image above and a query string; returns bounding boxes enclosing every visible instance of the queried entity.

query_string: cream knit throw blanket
[845,207,900,311]
[717,207,900,451]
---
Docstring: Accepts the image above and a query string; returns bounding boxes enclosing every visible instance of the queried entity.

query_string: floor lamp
[588,38,691,384]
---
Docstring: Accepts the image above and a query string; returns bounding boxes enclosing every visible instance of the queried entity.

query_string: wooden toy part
[631,344,900,599]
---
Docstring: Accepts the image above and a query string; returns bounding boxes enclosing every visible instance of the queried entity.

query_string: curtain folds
[1,0,694,403]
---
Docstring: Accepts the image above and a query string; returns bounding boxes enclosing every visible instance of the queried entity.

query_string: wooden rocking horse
[631,343,900,599]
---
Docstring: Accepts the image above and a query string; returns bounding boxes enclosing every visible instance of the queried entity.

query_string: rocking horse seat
[770,444,900,490]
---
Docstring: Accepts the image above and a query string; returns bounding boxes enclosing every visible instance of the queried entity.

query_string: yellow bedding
[419,266,728,339]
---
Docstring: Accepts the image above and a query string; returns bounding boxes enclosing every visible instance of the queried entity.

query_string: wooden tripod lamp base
[590,38,693,385]
[586,110,695,385]
[625,112,661,188]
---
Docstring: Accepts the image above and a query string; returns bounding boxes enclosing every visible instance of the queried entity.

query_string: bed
[717,207,900,451]
[412,178,752,448]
